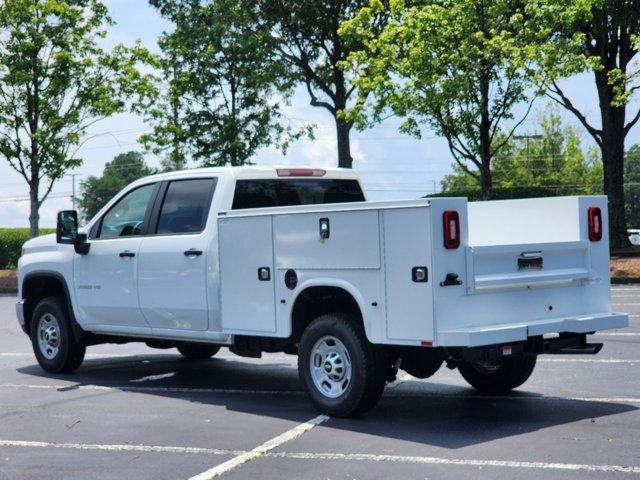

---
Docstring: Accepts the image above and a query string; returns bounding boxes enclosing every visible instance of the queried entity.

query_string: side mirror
[57,210,78,244]
[56,210,90,255]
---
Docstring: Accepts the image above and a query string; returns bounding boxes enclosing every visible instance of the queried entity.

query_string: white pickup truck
[16,166,628,417]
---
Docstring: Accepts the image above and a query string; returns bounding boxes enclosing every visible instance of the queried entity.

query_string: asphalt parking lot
[1,287,639,480]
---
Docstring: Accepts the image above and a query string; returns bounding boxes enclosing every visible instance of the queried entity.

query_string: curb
[0,288,17,294]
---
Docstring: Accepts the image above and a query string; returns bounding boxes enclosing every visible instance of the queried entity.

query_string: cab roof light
[588,207,602,242]
[276,168,326,177]
[443,210,460,249]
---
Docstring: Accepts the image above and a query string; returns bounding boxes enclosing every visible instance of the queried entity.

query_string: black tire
[298,313,386,418]
[30,297,85,373]
[458,355,537,394]
[177,343,221,360]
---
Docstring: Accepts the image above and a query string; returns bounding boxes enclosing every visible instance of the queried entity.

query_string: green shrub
[0,228,54,269]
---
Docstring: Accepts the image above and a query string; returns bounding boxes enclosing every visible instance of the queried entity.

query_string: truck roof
[135,165,360,183]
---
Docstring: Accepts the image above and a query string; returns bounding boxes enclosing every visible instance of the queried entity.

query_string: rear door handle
[184,249,203,257]
[119,250,135,258]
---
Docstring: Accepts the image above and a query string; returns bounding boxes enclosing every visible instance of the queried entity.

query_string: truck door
[74,183,157,328]
[137,178,217,331]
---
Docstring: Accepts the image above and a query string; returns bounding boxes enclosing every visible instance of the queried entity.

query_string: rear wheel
[30,297,85,373]
[457,355,537,394]
[298,313,386,417]
[177,343,221,360]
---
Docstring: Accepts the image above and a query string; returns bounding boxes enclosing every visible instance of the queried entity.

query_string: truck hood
[22,233,57,254]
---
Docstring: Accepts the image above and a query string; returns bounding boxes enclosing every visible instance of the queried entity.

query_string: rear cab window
[155,178,217,235]
[232,179,365,210]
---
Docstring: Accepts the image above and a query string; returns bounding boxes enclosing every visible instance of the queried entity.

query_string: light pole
[66,173,79,210]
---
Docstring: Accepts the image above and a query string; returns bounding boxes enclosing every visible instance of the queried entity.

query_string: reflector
[588,207,602,242]
[443,210,460,249]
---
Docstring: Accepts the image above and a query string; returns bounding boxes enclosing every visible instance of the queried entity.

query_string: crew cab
[16,166,628,417]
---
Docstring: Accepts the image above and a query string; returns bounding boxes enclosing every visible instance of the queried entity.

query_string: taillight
[443,210,460,249]
[276,168,326,177]
[588,207,602,241]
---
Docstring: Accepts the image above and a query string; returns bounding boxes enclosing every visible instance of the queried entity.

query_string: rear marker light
[443,210,460,249]
[420,340,433,347]
[276,168,326,177]
[588,207,602,242]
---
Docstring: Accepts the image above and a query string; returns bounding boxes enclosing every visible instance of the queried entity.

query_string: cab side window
[156,178,216,235]
[98,184,156,239]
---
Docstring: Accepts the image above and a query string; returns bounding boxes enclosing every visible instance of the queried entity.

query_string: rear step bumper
[456,334,604,363]
[438,312,628,347]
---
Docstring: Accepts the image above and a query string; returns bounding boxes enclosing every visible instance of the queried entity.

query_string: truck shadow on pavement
[16,352,638,450]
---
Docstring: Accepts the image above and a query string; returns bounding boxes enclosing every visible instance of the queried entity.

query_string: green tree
[0,0,153,237]
[341,0,546,199]
[256,0,387,168]
[440,108,603,197]
[77,151,152,221]
[146,0,305,167]
[531,0,640,247]
[626,145,640,228]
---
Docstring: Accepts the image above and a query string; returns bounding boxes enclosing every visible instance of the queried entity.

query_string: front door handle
[184,249,203,257]
[119,250,135,258]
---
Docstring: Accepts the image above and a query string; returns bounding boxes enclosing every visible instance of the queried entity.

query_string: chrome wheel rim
[310,335,352,398]
[37,313,61,360]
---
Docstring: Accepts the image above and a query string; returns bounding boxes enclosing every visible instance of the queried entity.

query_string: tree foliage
[341,0,544,199]
[529,0,640,247]
[77,151,152,221]
[625,144,640,228]
[440,108,603,198]
[145,0,306,168]
[256,0,387,168]
[0,0,153,236]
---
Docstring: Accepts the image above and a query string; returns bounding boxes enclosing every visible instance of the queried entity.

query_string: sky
[1,0,639,228]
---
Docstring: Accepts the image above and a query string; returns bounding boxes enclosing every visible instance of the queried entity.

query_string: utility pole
[67,173,79,210]
[513,134,543,160]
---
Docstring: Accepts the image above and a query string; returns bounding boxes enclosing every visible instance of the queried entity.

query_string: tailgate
[465,241,591,293]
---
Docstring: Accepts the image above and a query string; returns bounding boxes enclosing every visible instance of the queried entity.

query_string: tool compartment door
[383,206,435,342]
[218,215,276,334]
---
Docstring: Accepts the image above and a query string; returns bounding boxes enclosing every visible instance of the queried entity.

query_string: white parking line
[2,383,640,405]
[0,439,239,455]
[130,372,176,383]
[0,383,305,396]
[594,332,640,336]
[189,415,329,480]
[538,358,640,364]
[1,439,639,475]
[271,452,640,474]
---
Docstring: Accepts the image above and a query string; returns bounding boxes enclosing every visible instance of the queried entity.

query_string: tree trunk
[480,162,493,200]
[596,71,630,249]
[336,118,353,169]
[601,124,629,249]
[29,181,39,238]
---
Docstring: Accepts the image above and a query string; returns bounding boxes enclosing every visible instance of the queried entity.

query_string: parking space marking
[594,332,640,336]
[2,383,640,405]
[188,415,329,480]
[0,383,305,396]
[1,439,639,475]
[0,439,239,456]
[538,358,640,363]
[130,372,176,383]
[271,452,640,474]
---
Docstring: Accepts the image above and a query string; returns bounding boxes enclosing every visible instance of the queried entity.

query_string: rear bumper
[438,312,629,347]
[15,299,26,334]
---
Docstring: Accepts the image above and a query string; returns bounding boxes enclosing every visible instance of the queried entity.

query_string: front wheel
[30,297,86,373]
[298,313,386,418]
[457,355,537,394]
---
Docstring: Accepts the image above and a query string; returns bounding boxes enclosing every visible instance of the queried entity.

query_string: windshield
[232,179,365,209]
